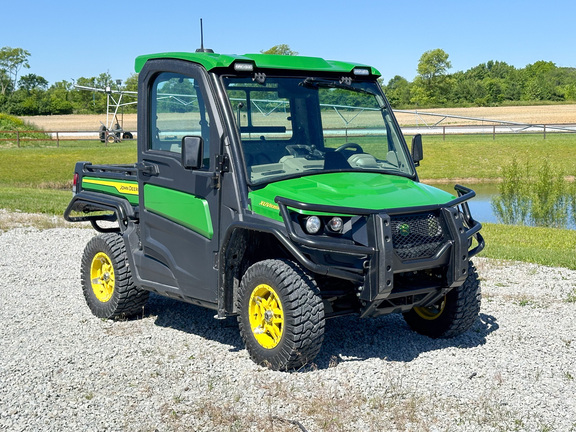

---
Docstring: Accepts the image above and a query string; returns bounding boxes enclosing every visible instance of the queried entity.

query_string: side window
[150,72,210,168]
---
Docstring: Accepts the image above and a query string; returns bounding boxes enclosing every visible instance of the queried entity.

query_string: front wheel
[403,261,481,338]
[81,233,149,319]
[237,259,325,370]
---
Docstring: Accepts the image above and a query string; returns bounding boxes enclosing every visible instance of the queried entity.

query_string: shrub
[492,159,573,228]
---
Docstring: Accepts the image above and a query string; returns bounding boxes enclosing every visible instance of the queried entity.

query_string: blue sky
[3,0,576,86]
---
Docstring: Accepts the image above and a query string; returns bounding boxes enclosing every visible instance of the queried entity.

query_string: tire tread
[81,233,149,319]
[237,259,325,370]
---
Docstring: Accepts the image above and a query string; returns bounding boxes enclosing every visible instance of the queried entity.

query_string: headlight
[327,217,343,232]
[305,216,322,234]
[294,213,368,243]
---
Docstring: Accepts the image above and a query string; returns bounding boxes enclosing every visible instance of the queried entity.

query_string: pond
[432,182,576,230]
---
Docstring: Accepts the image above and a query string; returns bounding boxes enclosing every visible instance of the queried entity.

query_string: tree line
[1,45,576,116]
[0,46,138,116]
[384,48,576,108]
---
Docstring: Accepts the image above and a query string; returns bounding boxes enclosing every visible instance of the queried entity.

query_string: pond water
[432,182,576,230]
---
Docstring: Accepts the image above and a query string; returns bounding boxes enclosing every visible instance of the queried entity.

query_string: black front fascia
[275,185,484,314]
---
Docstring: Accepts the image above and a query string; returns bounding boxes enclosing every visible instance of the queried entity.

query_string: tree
[0,70,11,97]
[417,48,451,83]
[47,81,74,114]
[384,75,412,107]
[412,49,452,106]
[0,47,31,95]
[261,44,298,56]
[71,73,113,113]
[18,74,48,92]
[521,61,558,101]
[124,73,139,92]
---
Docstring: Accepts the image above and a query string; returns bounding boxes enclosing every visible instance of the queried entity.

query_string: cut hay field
[394,104,576,126]
[20,104,576,132]
[21,114,138,132]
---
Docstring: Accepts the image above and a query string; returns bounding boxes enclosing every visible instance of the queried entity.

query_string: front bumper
[275,185,484,317]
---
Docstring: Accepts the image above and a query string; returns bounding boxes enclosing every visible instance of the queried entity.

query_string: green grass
[480,223,576,270]
[414,133,576,180]
[327,132,576,180]
[0,187,72,214]
[0,141,137,202]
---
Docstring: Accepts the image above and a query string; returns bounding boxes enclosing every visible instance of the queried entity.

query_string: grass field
[416,133,576,180]
[480,223,576,269]
[0,140,136,214]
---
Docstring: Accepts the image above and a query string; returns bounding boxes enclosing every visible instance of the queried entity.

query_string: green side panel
[249,191,283,222]
[135,52,380,76]
[144,184,213,239]
[82,177,139,205]
[249,173,456,220]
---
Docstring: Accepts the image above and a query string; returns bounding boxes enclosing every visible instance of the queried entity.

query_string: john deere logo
[398,223,410,236]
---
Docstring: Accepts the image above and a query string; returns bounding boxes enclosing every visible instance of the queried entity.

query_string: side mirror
[182,136,203,169]
[411,134,423,166]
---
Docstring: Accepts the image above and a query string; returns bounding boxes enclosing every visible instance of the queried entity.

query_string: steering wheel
[335,142,363,154]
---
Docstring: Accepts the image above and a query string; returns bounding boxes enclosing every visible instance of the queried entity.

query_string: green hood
[249,172,456,221]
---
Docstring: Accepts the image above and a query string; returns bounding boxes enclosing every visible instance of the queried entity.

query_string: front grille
[390,212,447,260]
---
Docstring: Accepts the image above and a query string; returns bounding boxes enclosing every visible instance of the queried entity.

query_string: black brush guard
[275,185,484,318]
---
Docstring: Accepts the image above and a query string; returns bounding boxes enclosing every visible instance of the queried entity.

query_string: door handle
[137,162,159,176]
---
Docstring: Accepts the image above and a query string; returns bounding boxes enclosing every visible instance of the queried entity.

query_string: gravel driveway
[1,227,575,432]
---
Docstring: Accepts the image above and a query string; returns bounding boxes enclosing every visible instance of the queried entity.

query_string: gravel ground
[1,227,575,432]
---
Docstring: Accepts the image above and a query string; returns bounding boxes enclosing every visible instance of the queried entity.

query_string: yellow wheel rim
[248,284,284,349]
[413,296,447,320]
[90,252,115,302]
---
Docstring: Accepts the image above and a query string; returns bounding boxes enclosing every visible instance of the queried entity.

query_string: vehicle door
[135,60,221,304]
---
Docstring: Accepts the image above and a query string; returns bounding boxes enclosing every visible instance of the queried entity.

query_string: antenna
[200,19,204,51]
[196,19,214,53]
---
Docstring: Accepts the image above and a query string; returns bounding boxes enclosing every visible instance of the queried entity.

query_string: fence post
[543,125,546,139]
[493,125,496,141]
[443,126,446,141]
[56,131,60,147]
[16,130,20,148]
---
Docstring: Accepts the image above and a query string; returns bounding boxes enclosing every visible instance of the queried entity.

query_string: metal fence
[0,130,137,147]
[395,109,576,140]
[401,123,576,140]
[2,122,575,147]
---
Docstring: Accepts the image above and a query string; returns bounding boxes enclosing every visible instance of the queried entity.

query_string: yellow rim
[90,252,115,302]
[248,283,284,349]
[413,296,447,320]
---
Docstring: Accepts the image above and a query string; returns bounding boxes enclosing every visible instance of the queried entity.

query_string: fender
[63,190,137,233]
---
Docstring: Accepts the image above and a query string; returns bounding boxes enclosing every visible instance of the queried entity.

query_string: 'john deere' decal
[83,178,139,195]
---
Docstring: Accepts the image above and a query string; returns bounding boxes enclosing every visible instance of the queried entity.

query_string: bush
[0,113,48,140]
[492,159,573,228]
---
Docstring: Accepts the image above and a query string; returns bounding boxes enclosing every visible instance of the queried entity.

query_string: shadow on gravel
[143,293,498,371]
[145,293,244,352]
[313,312,499,369]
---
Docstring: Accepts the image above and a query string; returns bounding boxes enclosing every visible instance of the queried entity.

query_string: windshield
[223,76,415,184]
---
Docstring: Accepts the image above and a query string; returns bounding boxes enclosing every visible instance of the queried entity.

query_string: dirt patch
[20,105,576,131]
[0,209,88,231]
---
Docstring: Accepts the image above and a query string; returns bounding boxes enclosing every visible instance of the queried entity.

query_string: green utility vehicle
[64,50,484,370]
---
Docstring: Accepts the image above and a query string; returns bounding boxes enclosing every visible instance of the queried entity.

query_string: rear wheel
[237,259,325,370]
[403,261,481,338]
[98,125,106,143]
[81,233,149,319]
